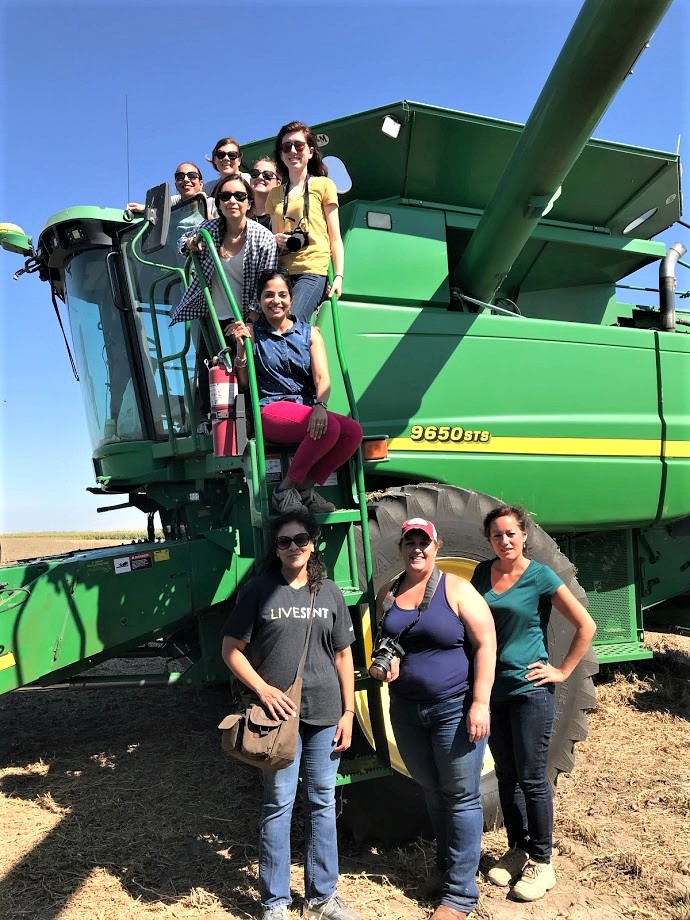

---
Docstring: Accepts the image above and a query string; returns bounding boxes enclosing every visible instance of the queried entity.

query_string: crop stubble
[0,538,688,920]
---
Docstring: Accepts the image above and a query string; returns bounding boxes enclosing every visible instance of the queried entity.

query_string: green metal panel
[339,202,449,305]
[656,332,690,520]
[319,301,669,528]
[567,531,642,645]
[240,102,680,246]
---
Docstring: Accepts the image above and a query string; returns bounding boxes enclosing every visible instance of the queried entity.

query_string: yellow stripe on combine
[0,652,16,672]
[387,436,665,457]
[665,441,690,458]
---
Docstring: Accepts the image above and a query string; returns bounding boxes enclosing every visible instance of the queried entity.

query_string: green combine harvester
[1,0,688,837]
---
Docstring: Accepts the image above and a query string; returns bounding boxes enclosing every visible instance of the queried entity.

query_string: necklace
[219,226,246,259]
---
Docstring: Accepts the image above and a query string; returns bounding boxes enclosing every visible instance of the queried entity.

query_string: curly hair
[258,508,326,591]
[273,120,328,182]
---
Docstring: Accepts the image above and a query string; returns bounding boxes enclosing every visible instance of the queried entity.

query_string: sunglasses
[250,169,277,181]
[281,141,307,154]
[174,171,200,181]
[218,190,249,202]
[276,532,311,550]
[215,149,241,161]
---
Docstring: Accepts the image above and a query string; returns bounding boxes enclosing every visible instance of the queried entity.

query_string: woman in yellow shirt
[267,120,344,322]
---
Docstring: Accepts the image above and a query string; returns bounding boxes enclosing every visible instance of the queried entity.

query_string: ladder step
[335,754,392,786]
[340,588,364,604]
[312,509,361,524]
[354,668,379,690]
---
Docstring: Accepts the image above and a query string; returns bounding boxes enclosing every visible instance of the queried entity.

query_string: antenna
[125,94,131,203]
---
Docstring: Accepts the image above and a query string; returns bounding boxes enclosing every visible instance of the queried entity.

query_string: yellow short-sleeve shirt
[267,176,338,276]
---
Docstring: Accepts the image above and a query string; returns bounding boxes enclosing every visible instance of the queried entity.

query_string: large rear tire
[340,483,597,845]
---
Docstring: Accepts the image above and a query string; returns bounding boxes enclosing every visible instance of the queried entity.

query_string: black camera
[285,227,309,252]
[369,636,405,681]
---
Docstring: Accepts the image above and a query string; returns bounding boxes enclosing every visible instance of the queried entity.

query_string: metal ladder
[191,230,392,784]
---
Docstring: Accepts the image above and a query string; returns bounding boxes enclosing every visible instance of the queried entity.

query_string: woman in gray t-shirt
[221,508,360,920]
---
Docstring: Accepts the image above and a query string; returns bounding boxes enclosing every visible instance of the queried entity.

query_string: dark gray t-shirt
[222,571,354,726]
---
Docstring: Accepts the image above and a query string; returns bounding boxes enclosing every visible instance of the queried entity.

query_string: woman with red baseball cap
[372,518,497,920]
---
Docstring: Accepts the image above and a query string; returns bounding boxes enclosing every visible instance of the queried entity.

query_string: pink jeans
[260,401,363,486]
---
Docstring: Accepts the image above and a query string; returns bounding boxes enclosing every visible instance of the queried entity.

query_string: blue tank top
[381,574,471,702]
[253,315,316,408]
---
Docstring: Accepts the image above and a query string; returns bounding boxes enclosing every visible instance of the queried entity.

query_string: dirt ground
[1,538,689,919]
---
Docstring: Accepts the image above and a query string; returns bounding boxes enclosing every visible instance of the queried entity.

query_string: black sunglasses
[218,190,249,202]
[281,140,307,154]
[215,149,241,161]
[174,171,200,181]
[250,169,277,181]
[276,532,311,550]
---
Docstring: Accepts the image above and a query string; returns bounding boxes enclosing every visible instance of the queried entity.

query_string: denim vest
[253,315,316,408]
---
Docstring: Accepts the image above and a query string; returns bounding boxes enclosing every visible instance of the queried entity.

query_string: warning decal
[114,552,153,574]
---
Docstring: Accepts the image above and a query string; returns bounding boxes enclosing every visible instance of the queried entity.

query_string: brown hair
[210,137,242,171]
[214,174,254,236]
[273,120,328,181]
[482,505,531,541]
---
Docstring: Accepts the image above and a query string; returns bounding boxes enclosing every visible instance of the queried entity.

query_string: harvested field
[1,534,146,564]
[1,537,689,919]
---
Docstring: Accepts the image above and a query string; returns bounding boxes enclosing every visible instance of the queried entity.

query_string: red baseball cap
[401,518,438,541]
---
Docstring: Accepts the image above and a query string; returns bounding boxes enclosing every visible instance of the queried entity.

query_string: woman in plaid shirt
[170,174,278,327]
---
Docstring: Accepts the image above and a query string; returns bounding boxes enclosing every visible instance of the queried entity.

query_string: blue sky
[1,0,688,532]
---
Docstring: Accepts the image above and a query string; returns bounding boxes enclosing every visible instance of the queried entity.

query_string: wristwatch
[314,400,328,409]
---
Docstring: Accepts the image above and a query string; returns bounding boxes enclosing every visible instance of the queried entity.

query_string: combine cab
[1,0,688,835]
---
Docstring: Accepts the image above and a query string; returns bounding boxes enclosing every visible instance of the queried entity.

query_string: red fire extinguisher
[208,349,238,457]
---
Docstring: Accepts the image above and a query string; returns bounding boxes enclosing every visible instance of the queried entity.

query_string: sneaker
[261,908,289,920]
[511,859,556,901]
[272,486,304,514]
[300,488,336,513]
[486,846,529,887]
[303,893,361,920]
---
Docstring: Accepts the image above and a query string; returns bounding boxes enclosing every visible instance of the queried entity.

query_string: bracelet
[234,355,247,367]
[333,274,343,280]
[343,708,355,715]
[314,400,328,409]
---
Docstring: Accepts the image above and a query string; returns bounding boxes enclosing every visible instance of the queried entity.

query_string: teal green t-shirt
[471,559,563,701]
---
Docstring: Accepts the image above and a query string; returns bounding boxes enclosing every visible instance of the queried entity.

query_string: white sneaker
[486,846,529,887]
[272,486,304,514]
[261,907,289,920]
[511,859,556,901]
[300,488,336,513]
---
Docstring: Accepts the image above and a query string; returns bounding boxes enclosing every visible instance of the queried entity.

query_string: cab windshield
[65,249,144,450]
[119,196,207,440]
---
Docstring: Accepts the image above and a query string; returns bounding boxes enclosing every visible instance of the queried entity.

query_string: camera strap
[282,176,310,228]
[376,566,442,647]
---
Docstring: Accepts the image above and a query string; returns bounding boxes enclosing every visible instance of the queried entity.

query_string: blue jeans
[289,273,327,322]
[390,691,486,914]
[259,722,340,909]
[488,689,555,863]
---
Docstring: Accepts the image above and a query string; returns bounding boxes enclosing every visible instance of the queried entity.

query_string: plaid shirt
[169,217,277,324]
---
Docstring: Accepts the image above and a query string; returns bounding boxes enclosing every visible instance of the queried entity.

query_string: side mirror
[141,183,171,254]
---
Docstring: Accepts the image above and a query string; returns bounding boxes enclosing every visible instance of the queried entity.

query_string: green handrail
[322,267,390,771]
[127,222,198,447]
[323,265,375,611]
[191,228,270,525]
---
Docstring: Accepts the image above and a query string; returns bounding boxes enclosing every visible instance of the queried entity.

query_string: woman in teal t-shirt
[470,504,596,904]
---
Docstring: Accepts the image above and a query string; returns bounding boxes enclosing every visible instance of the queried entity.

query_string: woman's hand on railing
[226,319,251,345]
[185,234,204,253]
[327,274,343,299]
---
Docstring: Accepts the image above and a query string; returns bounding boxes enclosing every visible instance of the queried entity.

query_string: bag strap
[376,567,442,646]
[294,583,319,681]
